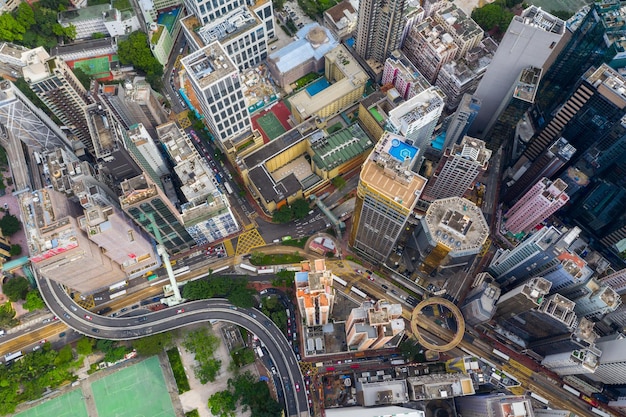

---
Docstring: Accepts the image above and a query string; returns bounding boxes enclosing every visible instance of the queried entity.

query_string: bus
[146,273,158,281]
[110,289,127,299]
[590,408,611,417]
[281,236,292,241]
[212,265,230,274]
[529,392,549,405]
[224,182,233,195]
[492,348,510,361]
[4,351,23,363]
[257,267,274,275]
[173,266,191,277]
[351,286,367,298]
[333,275,347,287]
[562,384,581,397]
[240,263,257,273]
[109,281,128,292]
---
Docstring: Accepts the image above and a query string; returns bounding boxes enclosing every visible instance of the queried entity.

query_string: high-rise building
[295,259,336,327]
[409,197,489,273]
[158,122,239,245]
[454,394,534,417]
[119,174,195,254]
[22,189,128,293]
[461,277,501,326]
[422,136,491,201]
[440,94,481,149]
[345,300,404,350]
[488,226,563,287]
[499,293,578,347]
[381,54,431,100]
[519,64,626,169]
[434,38,497,111]
[599,267,626,294]
[480,66,542,152]
[181,43,250,147]
[402,17,458,84]
[530,317,599,358]
[387,86,446,167]
[494,277,552,321]
[471,6,565,135]
[431,4,483,60]
[589,336,626,384]
[567,280,621,321]
[503,178,569,235]
[122,123,170,188]
[354,0,406,65]
[541,251,593,294]
[534,1,626,118]
[503,137,576,204]
[350,132,427,263]
[541,347,601,376]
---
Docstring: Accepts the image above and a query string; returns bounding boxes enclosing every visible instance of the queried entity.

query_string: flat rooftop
[584,63,626,108]
[269,24,338,73]
[513,66,542,103]
[423,197,489,253]
[58,4,112,23]
[360,132,427,211]
[181,43,238,89]
[310,123,373,171]
[518,5,565,35]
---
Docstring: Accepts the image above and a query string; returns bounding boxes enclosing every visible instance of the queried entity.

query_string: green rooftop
[311,123,373,171]
[370,108,384,123]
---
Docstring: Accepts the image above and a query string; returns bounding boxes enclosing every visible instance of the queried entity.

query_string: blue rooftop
[431,132,446,151]
[268,24,338,73]
[388,137,418,163]
[295,271,309,282]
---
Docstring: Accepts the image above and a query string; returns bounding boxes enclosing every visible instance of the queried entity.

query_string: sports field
[73,56,111,79]
[15,389,88,417]
[92,356,176,417]
[257,111,286,140]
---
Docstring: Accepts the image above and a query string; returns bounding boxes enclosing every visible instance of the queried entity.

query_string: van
[271,45,277,50]
[273,239,280,243]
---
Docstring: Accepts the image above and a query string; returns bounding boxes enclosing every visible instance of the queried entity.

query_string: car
[42,318,52,324]
[63,313,71,319]
[138,316,148,322]
[177,309,185,314]
[271,366,277,375]
[131,305,139,310]
[382,284,388,290]
[91,328,100,333]
[84,314,93,321]
[40,339,47,344]
[121,308,129,313]
[94,297,103,301]
[295,383,300,392]
[70,305,78,312]
[368,276,375,281]
[32,345,41,351]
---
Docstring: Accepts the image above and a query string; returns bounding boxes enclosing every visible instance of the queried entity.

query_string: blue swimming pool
[388,137,418,162]
[306,77,331,96]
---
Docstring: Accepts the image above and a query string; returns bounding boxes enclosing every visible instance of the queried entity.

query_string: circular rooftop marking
[410,297,465,352]
[400,149,411,158]
[391,138,400,147]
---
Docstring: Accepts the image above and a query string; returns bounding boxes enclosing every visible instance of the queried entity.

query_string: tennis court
[73,56,111,79]
[257,111,286,140]
[92,356,176,417]
[15,389,88,417]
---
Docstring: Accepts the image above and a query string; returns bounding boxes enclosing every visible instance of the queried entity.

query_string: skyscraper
[541,348,601,376]
[470,6,564,135]
[599,267,626,294]
[119,174,195,254]
[461,277,501,326]
[441,94,481,148]
[589,336,626,385]
[503,178,569,235]
[349,132,427,263]
[181,43,250,148]
[22,56,93,153]
[422,136,491,201]
[493,277,552,321]
[454,394,533,417]
[345,300,404,350]
[295,259,336,327]
[355,0,406,65]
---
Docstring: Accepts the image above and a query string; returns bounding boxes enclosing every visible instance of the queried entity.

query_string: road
[37,274,309,417]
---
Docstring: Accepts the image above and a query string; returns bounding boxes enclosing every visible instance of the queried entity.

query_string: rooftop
[58,4,112,24]
[268,24,338,73]
[451,136,491,166]
[423,197,489,253]
[50,36,117,58]
[181,43,238,89]
[584,63,626,108]
[356,379,409,407]
[360,132,427,210]
[435,3,483,41]
[388,87,446,130]
[513,66,542,103]
[197,6,259,45]
[384,54,432,95]
[518,5,565,35]
[310,123,373,171]
[324,0,356,24]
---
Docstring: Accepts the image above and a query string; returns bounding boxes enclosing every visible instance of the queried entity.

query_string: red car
[295,383,300,392]
[84,315,93,321]
[176,309,185,314]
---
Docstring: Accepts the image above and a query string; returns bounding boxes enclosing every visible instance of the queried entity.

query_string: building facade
[354,0,406,65]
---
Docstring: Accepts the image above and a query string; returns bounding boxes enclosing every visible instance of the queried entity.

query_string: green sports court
[16,356,176,417]
[92,356,176,417]
[71,55,115,80]
[14,389,88,417]
[256,111,286,140]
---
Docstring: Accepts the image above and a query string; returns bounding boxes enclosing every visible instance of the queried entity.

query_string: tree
[72,67,91,89]
[14,3,35,29]
[9,244,21,256]
[55,345,73,366]
[228,288,255,308]
[76,337,93,356]
[272,205,292,223]
[96,339,115,352]
[132,332,172,356]
[550,9,573,20]
[117,31,163,90]
[399,338,424,362]
[471,2,513,32]
[92,32,106,39]
[0,301,18,328]
[291,198,310,220]
[0,14,25,42]
[331,175,346,190]
[23,290,45,311]
[0,214,21,236]
[208,390,237,417]
[3,276,30,301]
[196,358,222,383]
[182,279,212,300]
[104,346,128,362]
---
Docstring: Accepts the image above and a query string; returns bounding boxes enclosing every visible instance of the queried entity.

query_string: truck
[256,346,264,357]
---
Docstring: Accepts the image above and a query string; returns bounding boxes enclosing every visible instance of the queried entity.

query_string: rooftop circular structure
[410,297,465,352]
[307,26,329,47]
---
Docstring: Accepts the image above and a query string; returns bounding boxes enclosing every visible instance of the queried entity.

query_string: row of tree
[181,274,256,308]
[0,1,75,49]
[117,31,164,91]
[182,328,222,384]
[272,198,312,223]
[208,371,283,417]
